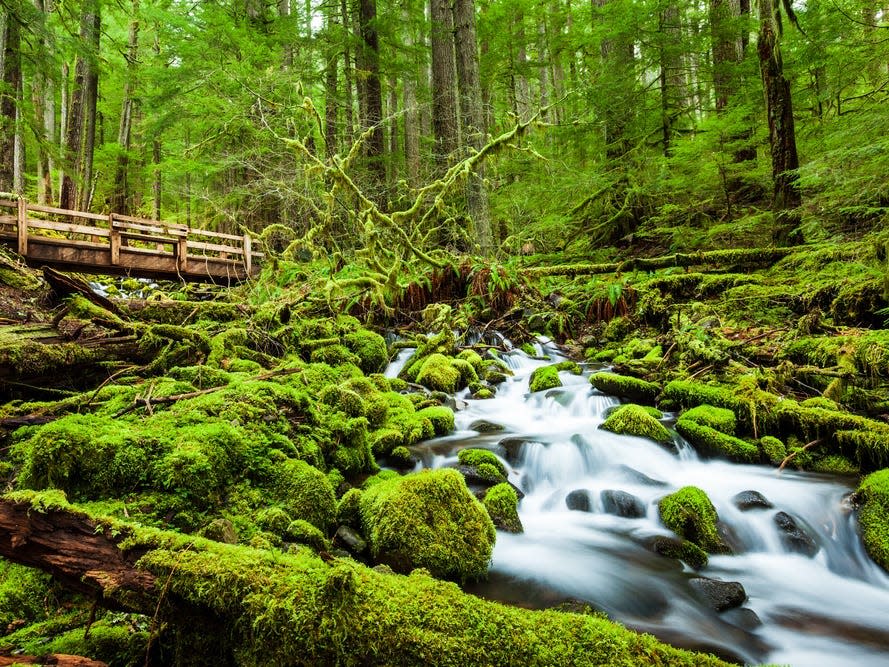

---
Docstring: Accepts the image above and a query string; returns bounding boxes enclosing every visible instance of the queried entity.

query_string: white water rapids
[386,340,889,666]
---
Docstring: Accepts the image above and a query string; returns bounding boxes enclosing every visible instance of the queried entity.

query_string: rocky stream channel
[386,340,889,667]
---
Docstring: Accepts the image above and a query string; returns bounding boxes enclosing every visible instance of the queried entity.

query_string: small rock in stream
[732,490,774,511]
[721,606,763,631]
[611,465,668,487]
[498,437,534,464]
[469,419,505,433]
[688,577,747,612]
[334,526,367,554]
[774,511,818,557]
[565,489,592,512]
[600,489,646,518]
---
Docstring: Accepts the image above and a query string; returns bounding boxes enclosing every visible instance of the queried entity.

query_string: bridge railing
[0,198,262,276]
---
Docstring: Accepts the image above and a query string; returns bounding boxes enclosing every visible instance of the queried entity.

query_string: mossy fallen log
[0,493,730,666]
[523,248,794,278]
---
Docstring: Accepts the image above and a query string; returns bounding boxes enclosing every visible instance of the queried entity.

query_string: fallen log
[0,493,730,667]
[0,654,108,667]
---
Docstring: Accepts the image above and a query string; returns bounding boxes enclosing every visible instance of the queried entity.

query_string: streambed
[391,341,889,666]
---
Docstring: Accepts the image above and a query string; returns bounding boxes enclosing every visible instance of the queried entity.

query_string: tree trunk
[153,138,162,220]
[513,11,531,121]
[78,6,101,211]
[0,9,20,193]
[340,0,355,147]
[430,0,459,167]
[402,6,420,185]
[593,0,635,162]
[454,0,493,255]
[387,77,399,181]
[659,4,686,156]
[112,0,140,215]
[757,0,800,213]
[324,5,339,158]
[358,0,385,181]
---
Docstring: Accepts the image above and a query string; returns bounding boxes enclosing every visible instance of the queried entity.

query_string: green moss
[415,406,455,436]
[680,405,736,434]
[271,459,336,533]
[759,435,787,465]
[416,353,462,393]
[812,455,858,475]
[856,470,889,572]
[590,373,660,404]
[450,358,479,386]
[473,388,495,399]
[520,342,537,356]
[836,430,889,472]
[658,486,730,554]
[168,365,233,390]
[675,419,759,463]
[475,462,506,483]
[600,404,672,445]
[457,448,507,477]
[359,468,495,581]
[319,384,367,417]
[663,380,746,416]
[0,561,60,630]
[389,446,414,466]
[310,344,361,367]
[287,519,330,551]
[456,349,485,374]
[483,483,523,533]
[648,537,709,570]
[336,488,363,528]
[529,365,562,393]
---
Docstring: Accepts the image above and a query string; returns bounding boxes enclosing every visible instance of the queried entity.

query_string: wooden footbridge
[0,198,262,283]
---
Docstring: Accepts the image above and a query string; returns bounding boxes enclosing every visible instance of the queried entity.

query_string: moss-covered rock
[416,406,455,436]
[456,349,485,374]
[680,405,736,434]
[759,435,787,465]
[529,365,562,393]
[336,488,363,528]
[271,459,337,533]
[600,404,672,445]
[483,483,523,533]
[675,419,759,463]
[855,470,889,572]
[416,353,461,393]
[359,468,496,581]
[658,486,730,554]
[457,448,507,477]
[343,329,388,374]
[590,373,660,404]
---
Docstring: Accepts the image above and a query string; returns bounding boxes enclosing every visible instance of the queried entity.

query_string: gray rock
[334,525,367,554]
[612,465,668,487]
[774,511,818,557]
[201,518,238,544]
[732,490,774,511]
[689,577,747,612]
[600,489,646,518]
[469,419,505,433]
[565,489,592,512]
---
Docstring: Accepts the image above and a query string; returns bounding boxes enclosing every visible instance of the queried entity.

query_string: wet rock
[774,511,818,557]
[565,489,592,512]
[732,490,774,511]
[469,419,505,433]
[545,388,573,407]
[688,577,747,612]
[334,526,367,554]
[600,489,646,518]
[722,606,763,631]
[429,391,459,411]
[498,437,533,465]
[612,465,668,487]
[641,535,708,570]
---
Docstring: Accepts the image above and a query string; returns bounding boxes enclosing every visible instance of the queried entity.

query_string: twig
[778,438,823,472]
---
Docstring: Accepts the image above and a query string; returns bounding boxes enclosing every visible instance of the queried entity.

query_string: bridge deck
[0,199,262,283]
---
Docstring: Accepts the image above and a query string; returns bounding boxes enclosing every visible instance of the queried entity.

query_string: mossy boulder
[271,459,337,533]
[359,468,496,581]
[416,353,462,393]
[343,329,388,374]
[483,483,523,533]
[854,470,889,572]
[680,405,736,434]
[416,406,456,436]
[675,419,760,463]
[529,365,562,393]
[759,435,786,465]
[457,448,507,477]
[658,486,730,554]
[600,404,672,445]
[836,430,889,473]
[456,349,485,374]
[590,373,659,404]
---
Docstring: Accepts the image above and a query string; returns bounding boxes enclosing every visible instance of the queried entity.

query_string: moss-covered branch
[0,493,730,666]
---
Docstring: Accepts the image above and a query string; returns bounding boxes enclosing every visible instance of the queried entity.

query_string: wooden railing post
[109,214,121,265]
[243,234,252,275]
[16,197,27,255]
[177,232,188,272]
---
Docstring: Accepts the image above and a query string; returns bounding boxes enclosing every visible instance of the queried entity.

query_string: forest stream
[387,340,889,667]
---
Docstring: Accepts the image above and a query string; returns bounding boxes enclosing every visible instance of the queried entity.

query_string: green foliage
[658,487,730,555]
[856,470,889,573]
[359,469,496,581]
[600,404,672,445]
[759,436,787,465]
[415,353,462,393]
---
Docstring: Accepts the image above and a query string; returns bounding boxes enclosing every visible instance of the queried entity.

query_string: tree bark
[358,0,385,181]
[340,0,355,147]
[454,0,493,254]
[112,0,140,214]
[0,9,20,193]
[324,5,339,157]
[593,0,635,162]
[430,0,459,167]
[757,0,800,213]
[78,6,101,211]
[402,4,420,185]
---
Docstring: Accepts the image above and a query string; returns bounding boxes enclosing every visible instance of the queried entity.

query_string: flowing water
[387,341,889,666]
